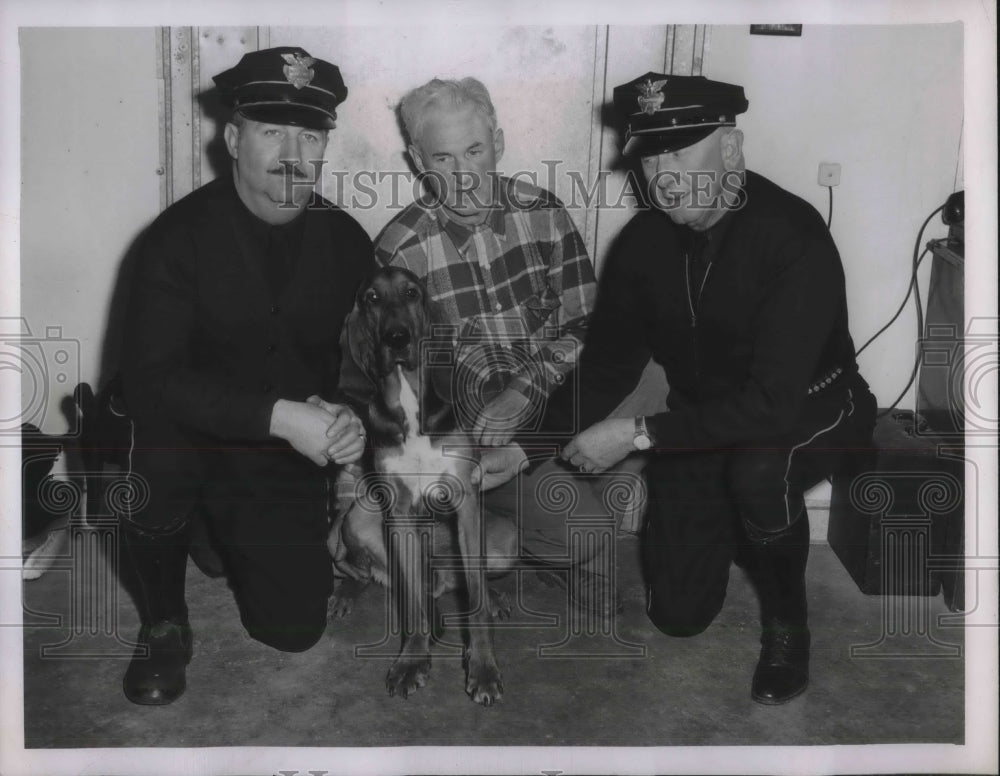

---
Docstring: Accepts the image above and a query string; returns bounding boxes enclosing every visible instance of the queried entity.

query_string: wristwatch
[633,416,653,451]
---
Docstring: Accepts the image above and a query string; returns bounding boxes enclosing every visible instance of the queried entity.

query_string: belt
[806,366,844,396]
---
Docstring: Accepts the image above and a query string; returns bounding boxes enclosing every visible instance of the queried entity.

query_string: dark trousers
[122,415,333,653]
[642,379,877,636]
[206,486,334,652]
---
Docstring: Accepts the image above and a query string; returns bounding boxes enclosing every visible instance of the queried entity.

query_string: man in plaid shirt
[374,76,619,616]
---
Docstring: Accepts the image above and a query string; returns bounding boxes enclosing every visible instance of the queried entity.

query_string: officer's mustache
[268,165,310,179]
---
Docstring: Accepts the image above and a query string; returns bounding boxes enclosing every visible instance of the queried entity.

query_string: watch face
[634,434,652,451]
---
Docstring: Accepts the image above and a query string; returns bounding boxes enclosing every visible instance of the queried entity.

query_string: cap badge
[636,78,667,115]
[282,53,316,89]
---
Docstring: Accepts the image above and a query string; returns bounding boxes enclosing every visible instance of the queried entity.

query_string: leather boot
[119,522,193,705]
[746,515,811,705]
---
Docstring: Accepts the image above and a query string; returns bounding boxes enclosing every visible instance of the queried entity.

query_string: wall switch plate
[818,162,841,187]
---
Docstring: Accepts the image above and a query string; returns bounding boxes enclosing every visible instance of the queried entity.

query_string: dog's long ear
[338,305,379,402]
[423,297,456,407]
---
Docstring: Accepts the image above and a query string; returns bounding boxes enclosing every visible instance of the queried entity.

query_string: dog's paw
[386,655,432,698]
[328,578,368,619]
[334,551,372,582]
[328,593,353,619]
[488,588,512,621]
[465,658,504,706]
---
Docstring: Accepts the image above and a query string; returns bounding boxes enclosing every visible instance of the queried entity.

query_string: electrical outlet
[818,162,841,187]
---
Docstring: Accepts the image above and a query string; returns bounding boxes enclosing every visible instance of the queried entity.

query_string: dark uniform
[574,170,876,627]
[122,176,373,648]
[557,72,877,704]
[117,47,373,706]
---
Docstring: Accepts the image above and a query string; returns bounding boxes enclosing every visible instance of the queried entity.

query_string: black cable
[876,342,921,419]
[856,203,944,417]
[855,204,943,358]
[879,247,927,418]
[826,186,833,230]
[855,247,929,357]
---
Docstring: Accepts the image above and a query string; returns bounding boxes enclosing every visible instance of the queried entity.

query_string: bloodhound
[329,266,517,706]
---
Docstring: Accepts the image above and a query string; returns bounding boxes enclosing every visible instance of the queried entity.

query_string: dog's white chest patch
[380,368,462,504]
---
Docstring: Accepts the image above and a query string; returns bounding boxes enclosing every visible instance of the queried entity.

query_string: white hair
[399,77,498,147]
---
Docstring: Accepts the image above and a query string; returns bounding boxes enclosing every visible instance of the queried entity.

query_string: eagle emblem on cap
[282,52,316,89]
[636,78,668,115]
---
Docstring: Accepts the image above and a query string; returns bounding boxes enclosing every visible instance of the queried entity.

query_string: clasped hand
[270,397,366,467]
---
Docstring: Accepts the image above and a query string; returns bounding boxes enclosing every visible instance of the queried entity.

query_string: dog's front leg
[456,490,503,706]
[385,491,433,698]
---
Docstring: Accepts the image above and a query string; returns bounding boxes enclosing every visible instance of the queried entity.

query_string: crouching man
[119,46,373,705]
[486,72,877,704]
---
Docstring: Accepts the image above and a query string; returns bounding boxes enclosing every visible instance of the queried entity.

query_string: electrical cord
[875,312,922,419]
[854,203,945,417]
[826,186,833,230]
[855,247,930,358]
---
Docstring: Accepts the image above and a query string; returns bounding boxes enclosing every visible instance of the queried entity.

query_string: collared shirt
[231,192,307,299]
[682,209,735,314]
[375,176,596,408]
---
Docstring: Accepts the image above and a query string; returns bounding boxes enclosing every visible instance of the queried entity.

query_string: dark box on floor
[828,409,964,610]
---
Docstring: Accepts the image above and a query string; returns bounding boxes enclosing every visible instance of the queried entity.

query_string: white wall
[19,27,161,434]
[15,24,674,442]
[272,25,619,256]
[703,24,964,408]
[16,23,965,436]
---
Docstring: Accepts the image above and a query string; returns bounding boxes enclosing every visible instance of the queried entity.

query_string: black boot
[746,515,811,705]
[119,522,193,705]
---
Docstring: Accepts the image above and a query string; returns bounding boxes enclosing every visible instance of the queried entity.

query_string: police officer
[497,72,877,704]
[119,47,374,705]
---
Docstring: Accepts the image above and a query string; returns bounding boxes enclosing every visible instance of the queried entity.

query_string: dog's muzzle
[383,325,411,351]
[378,324,418,372]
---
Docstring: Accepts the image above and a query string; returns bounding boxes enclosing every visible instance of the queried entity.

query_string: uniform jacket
[535,169,863,453]
[121,175,374,502]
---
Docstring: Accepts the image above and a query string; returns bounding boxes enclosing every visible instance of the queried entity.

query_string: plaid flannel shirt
[374,176,596,418]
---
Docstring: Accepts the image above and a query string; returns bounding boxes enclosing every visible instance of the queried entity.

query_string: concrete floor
[21,532,965,750]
